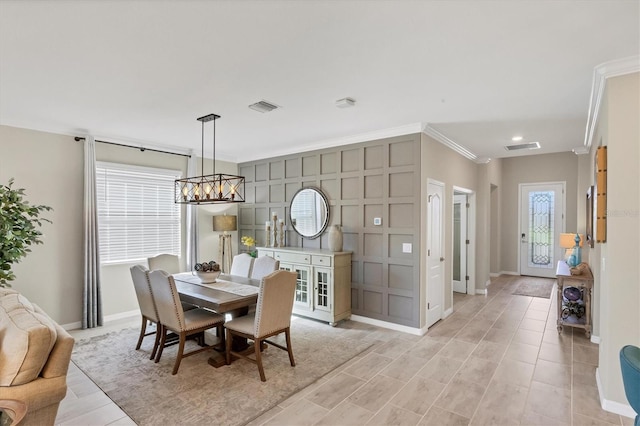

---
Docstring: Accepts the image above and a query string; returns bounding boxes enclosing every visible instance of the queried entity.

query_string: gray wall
[239,134,423,327]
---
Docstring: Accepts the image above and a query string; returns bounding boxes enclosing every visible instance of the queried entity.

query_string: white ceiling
[1,1,638,163]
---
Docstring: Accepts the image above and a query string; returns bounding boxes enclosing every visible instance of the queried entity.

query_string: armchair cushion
[0,302,57,386]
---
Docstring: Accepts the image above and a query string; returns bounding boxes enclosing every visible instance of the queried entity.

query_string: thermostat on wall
[373,217,382,226]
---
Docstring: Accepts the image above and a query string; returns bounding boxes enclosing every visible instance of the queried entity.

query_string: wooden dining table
[173,272,260,367]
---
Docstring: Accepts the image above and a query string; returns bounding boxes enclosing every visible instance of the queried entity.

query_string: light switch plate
[373,217,382,226]
[402,243,412,253]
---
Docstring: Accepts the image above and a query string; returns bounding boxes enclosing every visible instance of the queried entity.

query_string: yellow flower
[241,236,256,247]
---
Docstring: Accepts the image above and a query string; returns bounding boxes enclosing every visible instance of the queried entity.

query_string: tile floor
[56,275,634,425]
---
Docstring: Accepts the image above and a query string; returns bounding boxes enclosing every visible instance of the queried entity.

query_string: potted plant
[0,178,52,287]
[241,235,257,258]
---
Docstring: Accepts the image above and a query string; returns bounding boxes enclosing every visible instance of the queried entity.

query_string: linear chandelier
[175,113,245,204]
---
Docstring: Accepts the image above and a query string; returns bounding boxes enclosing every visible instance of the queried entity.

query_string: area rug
[511,278,556,298]
[72,318,373,425]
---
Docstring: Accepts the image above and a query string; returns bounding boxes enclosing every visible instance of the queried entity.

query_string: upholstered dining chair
[147,253,180,274]
[148,270,225,375]
[620,345,640,426]
[229,253,254,277]
[224,270,297,381]
[130,264,163,360]
[250,255,280,280]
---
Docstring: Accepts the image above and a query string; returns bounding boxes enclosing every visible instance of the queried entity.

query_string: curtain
[185,151,199,271]
[83,136,103,329]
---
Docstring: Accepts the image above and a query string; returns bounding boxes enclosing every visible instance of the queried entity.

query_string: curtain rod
[74,137,191,158]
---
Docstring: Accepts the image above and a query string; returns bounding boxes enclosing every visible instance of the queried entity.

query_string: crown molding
[422,124,482,162]
[583,56,640,153]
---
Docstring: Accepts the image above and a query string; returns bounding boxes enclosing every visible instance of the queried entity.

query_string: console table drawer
[312,255,332,267]
[273,251,310,265]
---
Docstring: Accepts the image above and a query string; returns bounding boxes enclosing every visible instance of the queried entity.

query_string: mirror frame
[289,186,330,240]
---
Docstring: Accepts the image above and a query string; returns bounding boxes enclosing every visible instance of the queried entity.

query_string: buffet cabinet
[256,247,352,326]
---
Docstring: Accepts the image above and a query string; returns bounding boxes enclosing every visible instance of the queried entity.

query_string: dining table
[172,272,260,368]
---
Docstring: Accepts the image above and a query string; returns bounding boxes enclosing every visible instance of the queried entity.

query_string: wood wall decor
[595,146,607,242]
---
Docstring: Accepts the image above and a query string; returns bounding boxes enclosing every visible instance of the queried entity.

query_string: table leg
[556,277,564,332]
[207,306,251,368]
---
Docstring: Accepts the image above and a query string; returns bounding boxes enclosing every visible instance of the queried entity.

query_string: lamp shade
[559,233,584,248]
[213,215,237,232]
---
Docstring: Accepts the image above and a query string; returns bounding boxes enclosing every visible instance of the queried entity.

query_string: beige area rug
[511,277,556,298]
[72,317,373,426]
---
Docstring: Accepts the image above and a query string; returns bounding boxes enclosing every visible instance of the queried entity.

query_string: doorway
[519,182,566,278]
[453,192,468,294]
[426,179,444,328]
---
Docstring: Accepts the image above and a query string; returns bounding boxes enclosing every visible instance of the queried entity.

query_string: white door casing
[427,180,444,328]
[519,182,566,278]
[453,193,467,293]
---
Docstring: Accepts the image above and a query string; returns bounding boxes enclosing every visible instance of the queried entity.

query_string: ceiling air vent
[504,141,541,151]
[248,100,279,113]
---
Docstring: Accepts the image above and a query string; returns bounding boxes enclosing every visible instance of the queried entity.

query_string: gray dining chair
[230,253,254,277]
[224,270,297,381]
[147,253,180,274]
[250,255,280,280]
[129,265,163,360]
[148,269,225,375]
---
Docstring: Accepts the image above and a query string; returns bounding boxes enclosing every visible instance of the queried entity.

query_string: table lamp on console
[559,233,583,267]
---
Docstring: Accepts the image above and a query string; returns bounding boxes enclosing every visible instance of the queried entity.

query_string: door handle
[521,233,526,243]
[440,257,445,262]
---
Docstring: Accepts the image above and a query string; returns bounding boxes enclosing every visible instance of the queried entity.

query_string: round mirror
[289,187,329,239]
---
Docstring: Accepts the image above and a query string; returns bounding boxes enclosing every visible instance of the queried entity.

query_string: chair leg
[255,338,266,382]
[225,328,233,365]
[285,328,295,367]
[150,322,161,360]
[135,316,147,350]
[172,332,186,375]
[155,325,167,363]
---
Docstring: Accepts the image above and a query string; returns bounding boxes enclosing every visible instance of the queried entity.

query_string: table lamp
[213,214,237,273]
[559,233,583,267]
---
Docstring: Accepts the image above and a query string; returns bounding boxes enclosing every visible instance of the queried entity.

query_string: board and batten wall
[239,134,423,327]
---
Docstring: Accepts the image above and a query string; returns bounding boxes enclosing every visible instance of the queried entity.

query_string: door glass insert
[296,268,308,304]
[528,191,555,268]
[316,270,329,308]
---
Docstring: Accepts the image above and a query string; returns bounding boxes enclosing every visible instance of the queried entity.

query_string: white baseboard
[443,307,453,318]
[591,334,601,344]
[476,288,487,295]
[489,272,500,277]
[596,367,637,419]
[350,315,426,336]
[61,309,140,331]
[500,270,520,276]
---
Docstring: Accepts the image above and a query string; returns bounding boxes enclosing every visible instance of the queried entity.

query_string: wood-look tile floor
[56,275,635,425]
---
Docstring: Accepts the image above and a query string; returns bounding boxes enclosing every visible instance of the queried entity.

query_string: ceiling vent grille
[248,100,279,113]
[504,141,541,151]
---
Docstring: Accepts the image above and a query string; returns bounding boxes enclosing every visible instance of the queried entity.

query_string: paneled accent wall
[239,134,422,327]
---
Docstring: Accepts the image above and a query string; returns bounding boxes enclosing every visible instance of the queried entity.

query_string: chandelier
[175,114,245,204]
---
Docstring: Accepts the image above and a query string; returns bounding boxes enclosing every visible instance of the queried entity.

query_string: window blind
[96,162,181,264]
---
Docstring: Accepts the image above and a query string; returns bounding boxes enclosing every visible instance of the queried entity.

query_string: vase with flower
[241,235,257,258]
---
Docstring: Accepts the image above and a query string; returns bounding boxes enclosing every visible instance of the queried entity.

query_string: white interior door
[453,194,467,293]
[427,181,444,328]
[519,182,565,278]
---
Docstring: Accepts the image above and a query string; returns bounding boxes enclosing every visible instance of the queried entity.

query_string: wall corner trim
[350,315,425,336]
[596,367,637,419]
[583,56,640,153]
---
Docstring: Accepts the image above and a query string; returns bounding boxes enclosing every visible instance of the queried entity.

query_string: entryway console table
[555,261,593,338]
[257,247,352,326]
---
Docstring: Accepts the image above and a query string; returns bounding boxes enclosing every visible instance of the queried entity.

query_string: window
[96,162,181,264]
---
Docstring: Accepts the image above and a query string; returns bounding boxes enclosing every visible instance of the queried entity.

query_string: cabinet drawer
[257,249,274,258]
[273,251,311,264]
[311,255,332,267]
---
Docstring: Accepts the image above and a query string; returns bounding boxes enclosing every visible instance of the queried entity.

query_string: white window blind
[96,162,181,264]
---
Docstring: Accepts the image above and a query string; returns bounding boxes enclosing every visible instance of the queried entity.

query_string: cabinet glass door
[314,268,331,312]
[280,263,311,309]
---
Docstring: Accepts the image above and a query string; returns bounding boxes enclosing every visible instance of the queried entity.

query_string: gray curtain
[185,151,199,271]
[83,136,102,328]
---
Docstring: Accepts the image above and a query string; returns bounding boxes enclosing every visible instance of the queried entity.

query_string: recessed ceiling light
[512,136,523,142]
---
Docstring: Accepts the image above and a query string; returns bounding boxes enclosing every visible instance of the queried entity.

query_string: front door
[427,180,444,328]
[519,182,565,278]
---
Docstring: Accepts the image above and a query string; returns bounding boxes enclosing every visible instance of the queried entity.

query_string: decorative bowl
[194,270,221,283]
